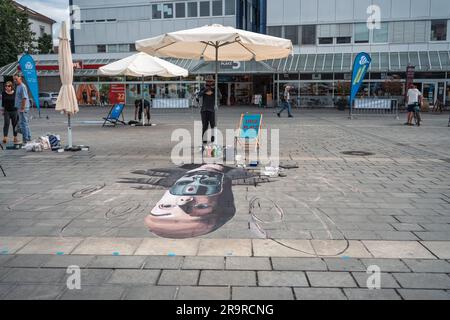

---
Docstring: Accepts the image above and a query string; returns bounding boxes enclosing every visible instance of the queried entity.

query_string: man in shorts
[405,84,422,126]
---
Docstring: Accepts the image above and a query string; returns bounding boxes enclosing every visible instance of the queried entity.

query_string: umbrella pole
[215,43,219,140]
[141,76,145,126]
[67,114,73,148]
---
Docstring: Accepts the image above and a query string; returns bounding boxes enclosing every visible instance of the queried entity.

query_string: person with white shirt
[405,84,422,126]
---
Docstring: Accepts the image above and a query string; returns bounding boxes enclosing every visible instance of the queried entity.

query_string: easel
[234,114,263,164]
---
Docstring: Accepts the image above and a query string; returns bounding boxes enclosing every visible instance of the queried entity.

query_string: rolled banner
[19,54,40,111]
[349,52,372,107]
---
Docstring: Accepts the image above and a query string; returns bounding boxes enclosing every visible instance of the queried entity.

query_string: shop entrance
[422,82,437,105]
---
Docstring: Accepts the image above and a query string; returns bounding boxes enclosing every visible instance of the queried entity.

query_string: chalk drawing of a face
[120,164,271,239]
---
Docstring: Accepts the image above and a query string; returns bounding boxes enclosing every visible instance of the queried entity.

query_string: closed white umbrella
[98,52,188,125]
[55,21,79,151]
[136,24,293,110]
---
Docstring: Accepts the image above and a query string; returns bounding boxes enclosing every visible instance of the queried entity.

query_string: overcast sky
[16,0,70,44]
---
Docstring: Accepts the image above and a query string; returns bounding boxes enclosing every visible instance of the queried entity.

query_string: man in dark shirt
[198,75,222,145]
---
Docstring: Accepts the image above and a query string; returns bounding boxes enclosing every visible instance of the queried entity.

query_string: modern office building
[1,0,450,108]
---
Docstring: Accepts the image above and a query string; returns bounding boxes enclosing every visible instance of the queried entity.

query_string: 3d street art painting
[120,164,272,239]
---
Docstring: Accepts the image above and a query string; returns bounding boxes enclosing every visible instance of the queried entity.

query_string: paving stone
[199,271,256,286]
[343,289,401,300]
[360,259,410,272]
[2,268,66,284]
[311,240,372,258]
[402,259,450,273]
[72,237,143,256]
[232,287,294,300]
[351,272,400,289]
[362,241,435,259]
[0,237,34,254]
[4,254,52,268]
[397,289,450,300]
[271,258,327,271]
[158,270,199,286]
[307,272,357,288]
[257,271,308,287]
[294,288,347,300]
[252,240,315,257]
[123,286,177,300]
[182,257,224,270]
[197,239,252,257]
[177,286,230,300]
[107,270,160,285]
[226,257,271,270]
[144,256,184,270]
[77,269,113,285]
[421,241,450,259]
[324,258,366,272]
[0,255,14,266]
[135,238,199,256]
[0,284,13,298]
[393,273,450,289]
[4,284,65,300]
[17,237,84,255]
[60,285,125,300]
[88,256,146,269]
[43,255,95,268]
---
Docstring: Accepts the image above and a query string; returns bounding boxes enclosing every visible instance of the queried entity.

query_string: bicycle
[413,104,422,127]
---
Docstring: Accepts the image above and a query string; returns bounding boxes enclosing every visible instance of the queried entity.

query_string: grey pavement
[0,107,449,299]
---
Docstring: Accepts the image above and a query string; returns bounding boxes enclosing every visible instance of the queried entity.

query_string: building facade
[2,0,450,108]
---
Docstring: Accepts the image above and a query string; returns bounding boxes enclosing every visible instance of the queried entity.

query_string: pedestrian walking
[14,74,31,143]
[277,85,294,118]
[1,81,20,144]
[198,75,221,146]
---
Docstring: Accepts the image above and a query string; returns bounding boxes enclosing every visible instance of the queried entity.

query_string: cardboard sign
[239,114,263,140]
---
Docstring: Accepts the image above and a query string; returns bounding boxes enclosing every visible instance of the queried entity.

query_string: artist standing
[199,75,221,146]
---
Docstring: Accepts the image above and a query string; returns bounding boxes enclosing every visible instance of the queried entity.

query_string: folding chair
[102,104,126,127]
[234,114,263,162]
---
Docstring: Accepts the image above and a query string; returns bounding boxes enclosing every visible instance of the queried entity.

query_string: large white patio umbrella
[55,21,80,151]
[136,24,293,111]
[98,52,188,126]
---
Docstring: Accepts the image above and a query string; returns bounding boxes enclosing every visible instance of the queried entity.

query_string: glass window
[108,44,118,53]
[152,4,162,19]
[301,25,316,45]
[200,1,210,17]
[118,44,129,52]
[212,0,223,16]
[431,20,447,41]
[163,3,174,19]
[285,26,299,45]
[373,22,388,43]
[130,44,136,52]
[176,3,186,18]
[188,2,198,17]
[225,0,235,15]
[354,23,369,43]
[267,26,282,38]
[97,45,106,53]
[336,37,351,44]
[318,37,333,45]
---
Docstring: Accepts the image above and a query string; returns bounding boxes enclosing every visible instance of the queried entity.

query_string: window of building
[130,44,136,51]
[431,20,447,41]
[336,37,351,44]
[354,23,369,43]
[212,0,223,16]
[176,2,186,18]
[284,26,299,45]
[200,1,210,17]
[163,3,174,19]
[188,2,198,17]
[301,25,316,45]
[152,4,162,19]
[373,22,389,43]
[318,37,333,45]
[108,44,118,53]
[97,45,106,53]
[267,26,282,38]
[225,0,235,15]
[119,44,129,52]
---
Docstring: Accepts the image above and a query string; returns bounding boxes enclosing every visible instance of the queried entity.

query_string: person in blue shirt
[14,73,31,143]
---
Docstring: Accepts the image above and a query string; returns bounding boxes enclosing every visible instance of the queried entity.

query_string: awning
[2,51,450,77]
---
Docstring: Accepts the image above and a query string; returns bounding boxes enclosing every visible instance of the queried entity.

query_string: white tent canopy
[98,52,188,78]
[136,24,293,62]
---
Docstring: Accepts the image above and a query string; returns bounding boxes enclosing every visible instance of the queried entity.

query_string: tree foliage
[38,33,53,54]
[0,0,35,67]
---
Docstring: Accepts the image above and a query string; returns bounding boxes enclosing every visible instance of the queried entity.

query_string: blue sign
[19,54,40,111]
[240,114,263,140]
[350,52,372,107]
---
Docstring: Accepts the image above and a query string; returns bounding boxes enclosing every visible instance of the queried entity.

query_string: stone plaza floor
[0,106,449,300]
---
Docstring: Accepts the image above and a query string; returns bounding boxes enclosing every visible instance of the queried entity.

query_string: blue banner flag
[19,54,40,111]
[349,52,372,107]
